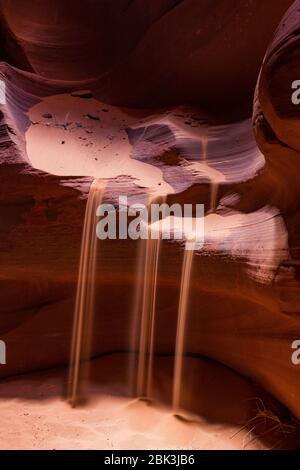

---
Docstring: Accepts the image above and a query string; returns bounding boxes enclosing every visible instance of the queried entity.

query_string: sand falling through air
[4,1,300,452]
[68,137,212,413]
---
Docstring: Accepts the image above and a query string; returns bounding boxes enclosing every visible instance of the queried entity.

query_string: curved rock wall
[1,0,300,423]
[0,0,293,117]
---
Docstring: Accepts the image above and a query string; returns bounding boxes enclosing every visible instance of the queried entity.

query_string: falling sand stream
[68,137,217,410]
[172,136,214,412]
[68,179,105,407]
[202,136,218,212]
[136,195,166,399]
[172,242,195,412]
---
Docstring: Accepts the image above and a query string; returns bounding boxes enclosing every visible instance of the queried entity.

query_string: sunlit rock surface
[252,0,300,420]
[0,0,300,431]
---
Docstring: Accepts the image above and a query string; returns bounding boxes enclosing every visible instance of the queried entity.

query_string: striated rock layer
[0,0,293,118]
[0,0,300,427]
[252,0,300,420]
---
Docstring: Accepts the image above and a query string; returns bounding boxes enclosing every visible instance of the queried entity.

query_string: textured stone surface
[1,0,300,426]
[0,0,293,117]
[252,0,300,420]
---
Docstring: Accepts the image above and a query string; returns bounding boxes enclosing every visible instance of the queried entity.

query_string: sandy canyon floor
[0,353,296,450]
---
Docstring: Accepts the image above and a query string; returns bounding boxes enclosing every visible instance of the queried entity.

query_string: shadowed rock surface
[0,0,293,118]
[1,0,300,434]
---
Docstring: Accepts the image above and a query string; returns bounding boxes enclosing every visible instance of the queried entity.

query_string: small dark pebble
[87,113,100,121]
[71,90,93,99]
[61,141,65,144]
[42,113,52,119]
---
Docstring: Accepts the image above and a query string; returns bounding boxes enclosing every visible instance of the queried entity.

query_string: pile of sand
[0,353,296,450]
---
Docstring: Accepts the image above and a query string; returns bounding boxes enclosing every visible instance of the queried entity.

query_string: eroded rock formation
[0,0,293,116]
[1,0,300,428]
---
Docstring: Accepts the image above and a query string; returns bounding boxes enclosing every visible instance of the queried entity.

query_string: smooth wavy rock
[0,0,293,116]
[0,1,299,428]
[252,0,300,420]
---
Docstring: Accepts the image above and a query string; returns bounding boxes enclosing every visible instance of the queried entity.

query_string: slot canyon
[1,0,300,452]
